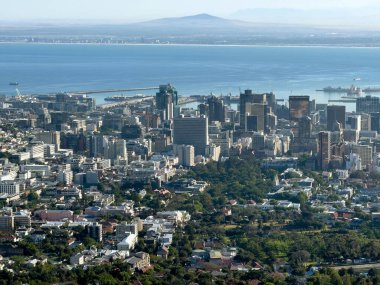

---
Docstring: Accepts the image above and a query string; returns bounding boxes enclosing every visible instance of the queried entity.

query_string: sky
[1,0,380,24]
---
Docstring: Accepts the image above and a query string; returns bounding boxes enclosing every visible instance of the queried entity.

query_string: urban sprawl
[0,85,380,284]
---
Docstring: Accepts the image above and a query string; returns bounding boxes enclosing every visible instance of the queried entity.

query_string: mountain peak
[181,13,222,21]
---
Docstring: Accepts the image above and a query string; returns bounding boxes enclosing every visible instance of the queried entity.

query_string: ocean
[1,43,380,110]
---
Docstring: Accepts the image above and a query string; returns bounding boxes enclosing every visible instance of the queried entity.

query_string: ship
[316,86,351,93]
[341,85,362,99]
[347,85,362,96]
[317,85,380,93]
[9,82,19,86]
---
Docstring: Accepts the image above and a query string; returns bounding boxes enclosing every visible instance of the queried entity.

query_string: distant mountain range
[2,13,380,46]
[230,8,380,30]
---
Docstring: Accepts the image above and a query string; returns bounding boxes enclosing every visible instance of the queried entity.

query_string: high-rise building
[298,116,312,139]
[58,170,73,185]
[371,113,380,132]
[173,116,208,155]
[245,102,267,132]
[239,90,267,127]
[104,138,127,160]
[289,96,310,121]
[352,144,373,169]
[318,131,331,170]
[205,144,221,161]
[327,105,346,131]
[207,96,226,123]
[357,96,380,113]
[87,135,104,158]
[360,113,371,131]
[175,145,195,167]
[156,84,178,120]
[347,114,361,131]
[86,222,103,242]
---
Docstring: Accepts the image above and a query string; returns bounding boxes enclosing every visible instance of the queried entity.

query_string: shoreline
[2,41,380,49]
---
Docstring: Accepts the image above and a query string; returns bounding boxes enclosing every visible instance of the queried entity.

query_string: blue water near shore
[1,43,380,109]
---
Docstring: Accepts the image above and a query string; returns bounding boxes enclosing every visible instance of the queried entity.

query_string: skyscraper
[207,96,226,123]
[371,112,380,132]
[173,116,208,155]
[347,114,361,131]
[175,145,195,167]
[298,116,312,139]
[357,96,380,113]
[156,84,178,121]
[245,102,267,132]
[318,131,331,170]
[239,90,267,127]
[327,105,346,131]
[289,96,310,120]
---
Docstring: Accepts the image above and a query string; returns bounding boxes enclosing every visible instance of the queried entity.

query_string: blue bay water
[1,43,380,110]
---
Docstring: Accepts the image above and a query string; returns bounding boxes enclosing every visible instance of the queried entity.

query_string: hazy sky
[1,0,380,23]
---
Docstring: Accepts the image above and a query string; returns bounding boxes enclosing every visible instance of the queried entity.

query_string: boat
[9,82,19,86]
[353,78,361,81]
[316,86,351,93]
[341,85,362,99]
[347,85,362,96]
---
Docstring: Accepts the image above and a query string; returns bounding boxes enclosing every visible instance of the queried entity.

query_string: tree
[289,250,310,276]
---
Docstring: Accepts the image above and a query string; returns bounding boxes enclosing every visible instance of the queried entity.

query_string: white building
[205,144,221,161]
[0,181,21,195]
[117,233,137,251]
[346,152,362,171]
[175,144,195,167]
[58,170,73,185]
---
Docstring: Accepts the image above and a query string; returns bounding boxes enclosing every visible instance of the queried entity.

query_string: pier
[68,87,159,95]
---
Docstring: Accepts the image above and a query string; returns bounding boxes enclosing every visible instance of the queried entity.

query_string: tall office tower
[357,95,380,113]
[207,96,226,123]
[267,112,278,132]
[175,145,195,167]
[86,222,103,242]
[105,138,127,160]
[318,131,331,170]
[239,90,267,127]
[298,116,312,139]
[199,103,209,117]
[347,114,361,131]
[371,113,380,132]
[289,96,310,121]
[265,92,276,111]
[327,105,346,131]
[155,84,178,120]
[360,113,371,131]
[87,135,104,158]
[352,144,373,169]
[173,115,208,155]
[245,103,267,132]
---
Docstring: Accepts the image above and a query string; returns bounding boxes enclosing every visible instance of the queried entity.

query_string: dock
[68,87,159,95]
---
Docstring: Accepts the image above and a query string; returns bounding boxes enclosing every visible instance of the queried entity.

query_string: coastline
[2,41,380,49]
